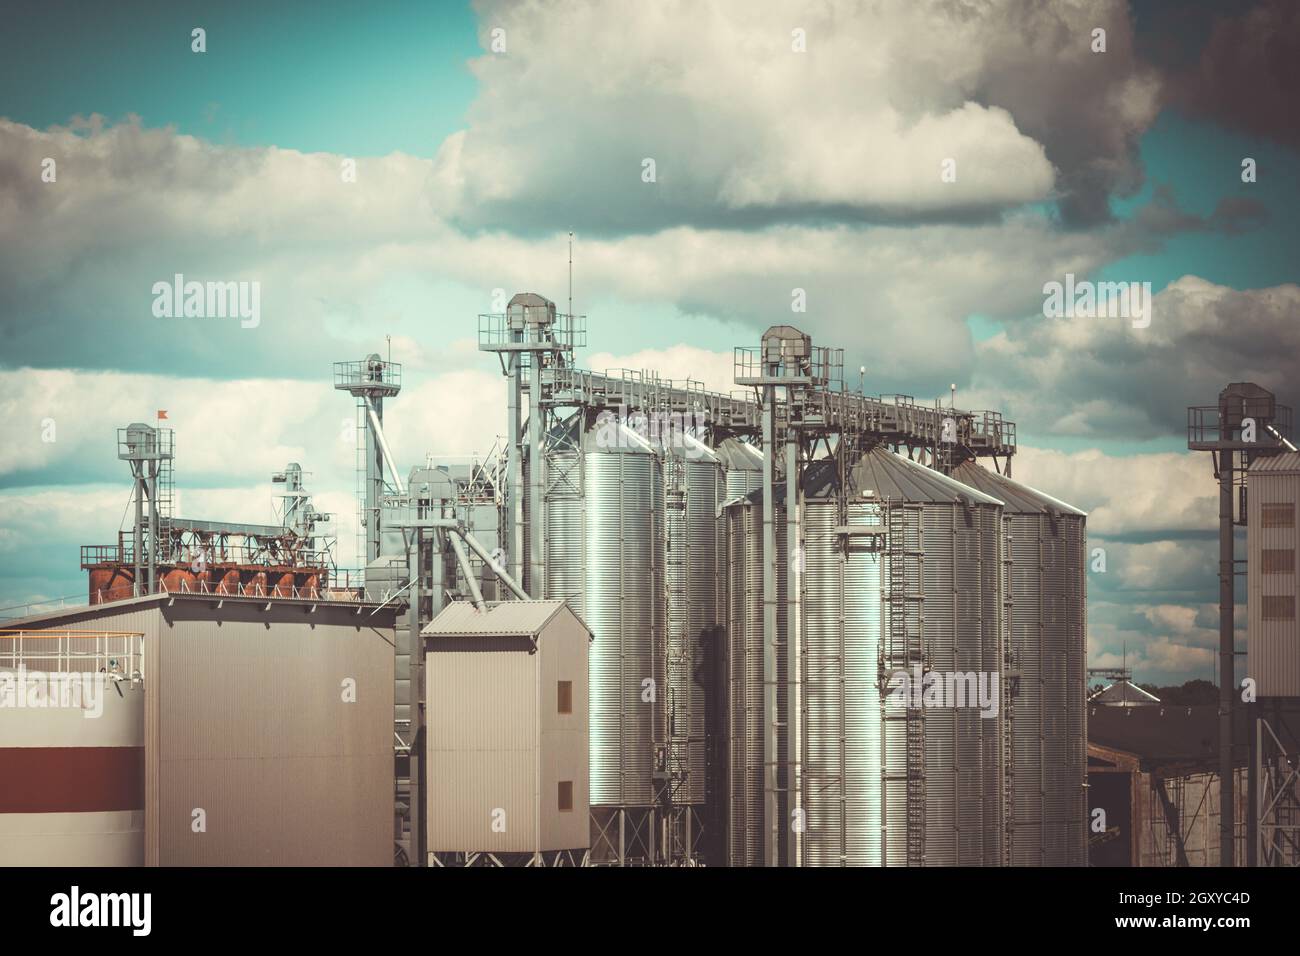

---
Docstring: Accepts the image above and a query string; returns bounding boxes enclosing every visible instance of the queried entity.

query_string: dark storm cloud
[1166,0,1300,149]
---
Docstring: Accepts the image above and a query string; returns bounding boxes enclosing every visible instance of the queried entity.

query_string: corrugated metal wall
[1248,457,1300,697]
[148,602,394,865]
[426,640,539,852]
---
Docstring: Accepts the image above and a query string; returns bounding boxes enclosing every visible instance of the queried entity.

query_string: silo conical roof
[952,460,1086,516]
[849,446,1003,506]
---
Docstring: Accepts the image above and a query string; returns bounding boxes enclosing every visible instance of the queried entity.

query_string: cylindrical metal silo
[583,420,662,849]
[717,437,765,500]
[798,447,1006,866]
[801,495,884,865]
[723,495,786,866]
[662,439,724,816]
[953,461,1087,866]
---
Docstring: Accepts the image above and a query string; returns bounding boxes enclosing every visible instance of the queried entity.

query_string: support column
[529,336,545,599]
[508,352,524,589]
[1218,451,1234,866]
[785,431,801,867]
[132,467,144,597]
[146,467,158,593]
[761,384,779,866]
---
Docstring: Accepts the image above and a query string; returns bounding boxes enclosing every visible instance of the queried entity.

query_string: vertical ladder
[354,400,367,574]
[154,441,175,566]
[882,500,925,866]
[659,452,689,861]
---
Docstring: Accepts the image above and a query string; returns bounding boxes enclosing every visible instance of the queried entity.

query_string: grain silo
[722,494,788,865]
[953,461,1088,866]
[716,437,765,499]
[725,448,1006,866]
[661,435,724,854]
[528,411,664,863]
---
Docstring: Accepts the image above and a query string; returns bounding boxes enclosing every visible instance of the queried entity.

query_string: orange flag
[157,410,168,420]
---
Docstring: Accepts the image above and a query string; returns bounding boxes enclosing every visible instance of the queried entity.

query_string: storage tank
[528,411,664,861]
[716,437,765,500]
[585,417,662,813]
[725,448,1006,866]
[953,461,1087,866]
[850,448,1005,866]
[0,631,144,866]
[662,437,724,819]
[723,494,787,865]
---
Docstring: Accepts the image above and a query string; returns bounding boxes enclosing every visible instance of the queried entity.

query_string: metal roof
[1086,704,1279,771]
[849,447,1003,506]
[0,591,397,630]
[1249,451,1300,473]
[952,461,1087,516]
[1088,679,1160,706]
[422,599,588,638]
[715,437,764,471]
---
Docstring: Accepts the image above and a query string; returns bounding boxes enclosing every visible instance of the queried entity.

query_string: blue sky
[1,0,1297,685]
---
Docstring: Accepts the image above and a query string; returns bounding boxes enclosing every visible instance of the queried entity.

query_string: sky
[1,0,1297,685]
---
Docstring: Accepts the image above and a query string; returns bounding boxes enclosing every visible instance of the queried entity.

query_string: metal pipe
[508,352,524,589]
[528,336,544,599]
[146,468,158,594]
[460,530,530,601]
[785,431,801,867]
[448,530,486,611]
[365,397,406,496]
[1218,448,1234,866]
[133,468,144,597]
[761,383,779,866]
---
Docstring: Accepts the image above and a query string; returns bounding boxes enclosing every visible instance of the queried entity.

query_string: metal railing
[0,629,145,683]
[0,592,92,621]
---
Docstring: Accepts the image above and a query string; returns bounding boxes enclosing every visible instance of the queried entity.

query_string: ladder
[154,444,175,566]
[882,500,926,866]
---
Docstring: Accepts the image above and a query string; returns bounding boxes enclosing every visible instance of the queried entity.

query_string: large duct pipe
[448,530,486,611]
[365,397,407,496]
[460,530,529,601]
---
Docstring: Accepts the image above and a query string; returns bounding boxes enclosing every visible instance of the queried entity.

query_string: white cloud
[437,0,1159,228]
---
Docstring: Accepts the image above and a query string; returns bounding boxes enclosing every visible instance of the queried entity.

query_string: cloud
[1165,0,1300,149]
[1,115,1161,405]
[435,0,1159,230]
[966,276,1300,439]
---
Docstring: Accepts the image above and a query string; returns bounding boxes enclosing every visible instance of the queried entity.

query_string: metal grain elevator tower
[1188,382,1294,865]
[117,421,174,596]
[334,353,403,572]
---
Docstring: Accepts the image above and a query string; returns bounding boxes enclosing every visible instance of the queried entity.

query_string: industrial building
[424,599,591,866]
[1186,384,1300,866]
[1,593,397,866]
[3,290,1106,868]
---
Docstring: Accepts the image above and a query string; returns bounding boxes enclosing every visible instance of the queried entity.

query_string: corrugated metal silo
[953,461,1087,866]
[800,448,1006,866]
[722,495,787,865]
[583,418,663,860]
[662,439,724,813]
